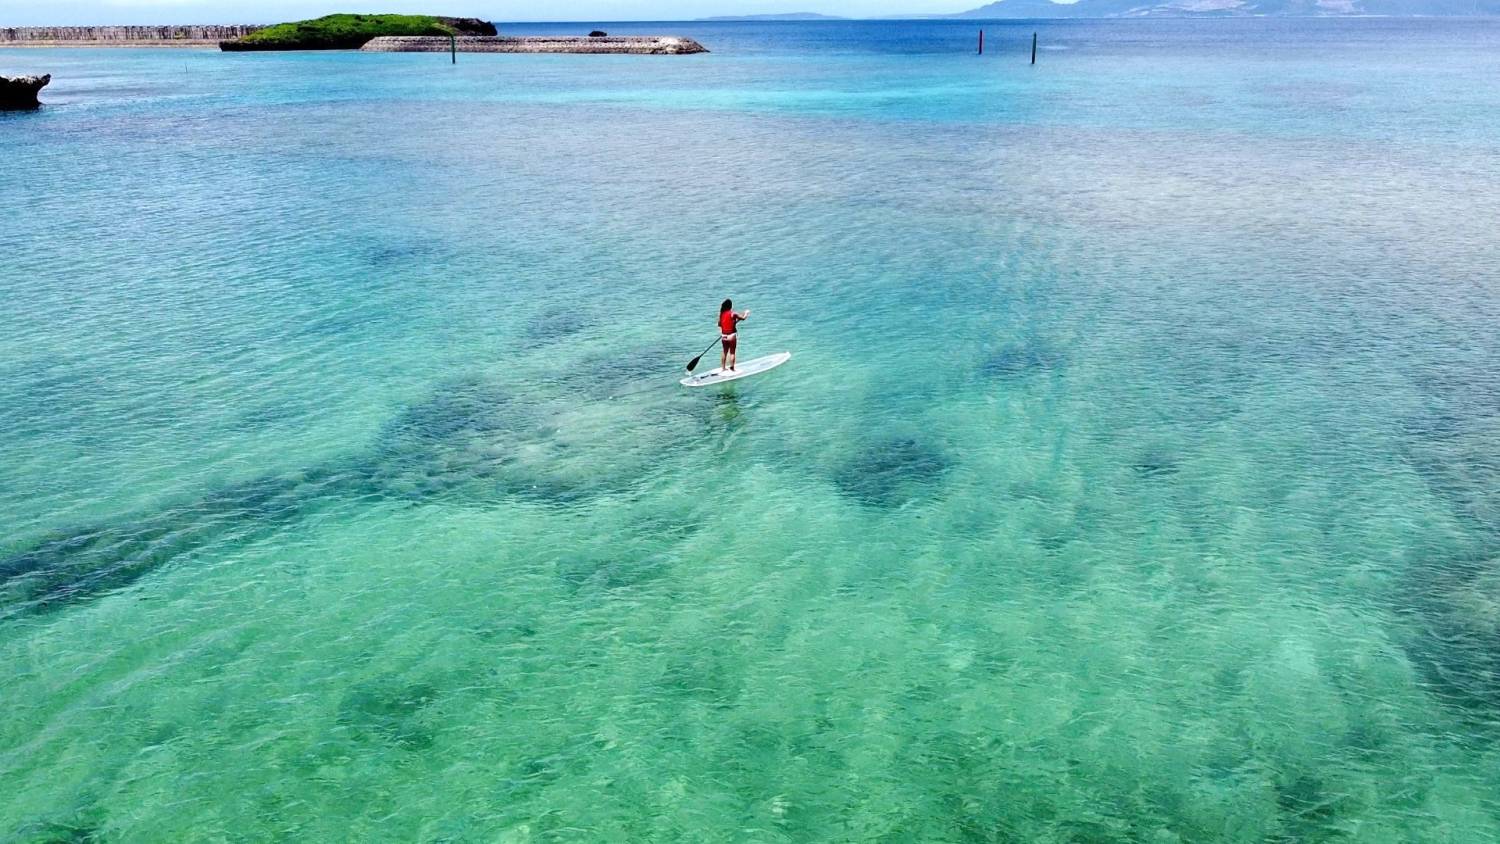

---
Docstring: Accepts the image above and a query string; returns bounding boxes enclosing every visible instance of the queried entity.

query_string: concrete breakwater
[360,35,709,55]
[0,25,262,46]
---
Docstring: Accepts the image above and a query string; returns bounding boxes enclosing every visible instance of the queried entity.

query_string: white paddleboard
[681,352,791,388]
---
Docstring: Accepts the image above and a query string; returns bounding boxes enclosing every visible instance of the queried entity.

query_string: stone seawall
[360,35,709,55]
[0,26,262,46]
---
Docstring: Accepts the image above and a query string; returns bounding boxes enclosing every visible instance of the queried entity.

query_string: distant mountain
[699,12,847,20]
[950,0,1500,16]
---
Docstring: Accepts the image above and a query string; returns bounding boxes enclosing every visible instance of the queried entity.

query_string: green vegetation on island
[219,13,496,51]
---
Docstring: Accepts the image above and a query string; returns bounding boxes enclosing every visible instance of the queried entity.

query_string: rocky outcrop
[0,26,260,46]
[436,17,497,36]
[0,74,49,110]
[360,35,709,55]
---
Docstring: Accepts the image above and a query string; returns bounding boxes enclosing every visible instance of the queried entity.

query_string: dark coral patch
[365,377,615,508]
[378,377,526,452]
[1397,556,1500,718]
[1403,447,1500,543]
[0,470,328,619]
[525,309,595,343]
[230,400,310,432]
[832,436,951,508]
[1275,773,1352,839]
[14,820,102,844]
[0,369,662,620]
[299,308,386,339]
[1396,411,1464,444]
[979,341,1065,381]
[563,345,681,398]
[336,680,439,750]
[5,798,107,844]
[556,551,672,593]
[365,241,440,265]
[1393,365,1500,542]
[1131,450,1180,478]
[365,377,550,504]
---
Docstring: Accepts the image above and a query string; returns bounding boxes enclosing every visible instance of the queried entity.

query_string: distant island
[678,0,1500,18]
[947,0,1500,17]
[698,12,847,20]
[219,13,494,51]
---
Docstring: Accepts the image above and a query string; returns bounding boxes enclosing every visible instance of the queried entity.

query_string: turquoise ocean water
[3,18,1500,840]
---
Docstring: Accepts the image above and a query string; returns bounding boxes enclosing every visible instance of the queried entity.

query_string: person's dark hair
[720,298,732,313]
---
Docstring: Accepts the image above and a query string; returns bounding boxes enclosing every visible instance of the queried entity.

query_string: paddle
[684,336,721,374]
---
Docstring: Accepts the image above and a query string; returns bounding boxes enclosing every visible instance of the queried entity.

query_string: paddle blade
[686,336,720,373]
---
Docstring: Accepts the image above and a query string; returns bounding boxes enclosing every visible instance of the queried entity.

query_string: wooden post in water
[978,29,984,55]
[450,32,456,64]
[1031,32,1037,65]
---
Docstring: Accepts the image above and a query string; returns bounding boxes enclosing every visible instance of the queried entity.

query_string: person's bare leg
[720,343,728,372]
[729,339,737,371]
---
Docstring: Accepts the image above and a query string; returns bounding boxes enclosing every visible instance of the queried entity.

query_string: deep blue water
[2,18,1500,842]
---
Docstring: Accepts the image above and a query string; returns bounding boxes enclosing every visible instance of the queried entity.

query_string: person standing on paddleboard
[719,299,750,372]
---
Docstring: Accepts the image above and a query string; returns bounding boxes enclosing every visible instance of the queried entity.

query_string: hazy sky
[0,0,985,26]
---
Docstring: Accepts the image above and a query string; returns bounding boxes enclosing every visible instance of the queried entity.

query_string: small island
[219,13,495,51]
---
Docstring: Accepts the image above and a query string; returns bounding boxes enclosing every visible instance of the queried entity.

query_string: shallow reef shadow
[1389,370,1500,718]
[831,435,952,508]
[8,817,104,844]
[336,678,439,750]
[229,399,311,432]
[1395,552,1500,719]
[0,370,664,621]
[978,339,1066,382]
[1130,448,1181,479]
[364,240,441,266]
[0,467,349,620]
[556,550,675,594]
[525,308,597,343]
[562,343,683,398]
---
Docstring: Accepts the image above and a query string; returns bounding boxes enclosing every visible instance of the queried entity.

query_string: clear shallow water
[2,18,1500,841]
